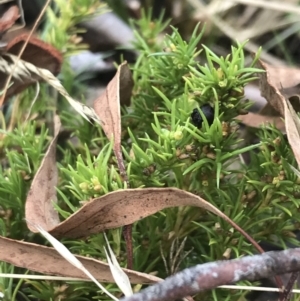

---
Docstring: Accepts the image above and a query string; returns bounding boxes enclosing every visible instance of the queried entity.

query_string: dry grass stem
[188,0,287,65]
[0,0,52,105]
[227,0,300,14]
[0,54,101,123]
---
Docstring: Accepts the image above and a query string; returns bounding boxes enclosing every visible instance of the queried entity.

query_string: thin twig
[1,274,300,294]
[120,248,300,301]
[282,271,299,301]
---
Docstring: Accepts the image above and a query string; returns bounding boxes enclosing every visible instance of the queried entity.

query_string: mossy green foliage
[1,8,300,301]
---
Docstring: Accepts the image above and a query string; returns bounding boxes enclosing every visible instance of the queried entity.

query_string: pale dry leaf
[256,59,286,116]
[285,100,300,167]
[256,60,300,113]
[238,112,285,131]
[118,62,134,107]
[282,89,300,106]
[0,5,20,33]
[286,99,300,134]
[93,61,133,176]
[93,60,134,268]
[265,65,300,90]
[104,233,133,297]
[258,102,281,116]
[256,58,300,167]
[25,115,61,232]
[0,236,161,284]
[48,188,262,253]
[289,164,300,178]
[28,222,118,301]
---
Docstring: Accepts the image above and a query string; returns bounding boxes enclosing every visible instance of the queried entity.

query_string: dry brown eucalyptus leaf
[7,34,63,74]
[238,112,285,131]
[93,61,133,178]
[265,65,300,90]
[25,115,61,232]
[48,187,261,253]
[256,58,300,167]
[0,236,161,284]
[256,59,286,116]
[258,102,281,116]
[0,5,19,33]
[285,100,300,167]
[286,99,300,134]
[283,93,300,113]
[93,61,134,267]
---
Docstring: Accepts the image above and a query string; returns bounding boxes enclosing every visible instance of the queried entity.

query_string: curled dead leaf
[48,188,232,237]
[93,60,134,267]
[25,115,61,232]
[256,59,285,116]
[284,99,300,167]
[238,112,285,132]
[256,58,300,167]
[0,236,161,284]
[0,5,20,34]
[47,187,262,254]
[93,61,133,178]
[265,65,300,90]
[7,34,62,74]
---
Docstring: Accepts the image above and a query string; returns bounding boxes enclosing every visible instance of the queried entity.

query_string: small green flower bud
[202,180,209,186]
[93,184,102,191]
[174,130,183,140]
[79,182,89,193]
[217,68,224,80]
[170,43,176,51]
[218,79,227,87]
[91,176,100,186]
